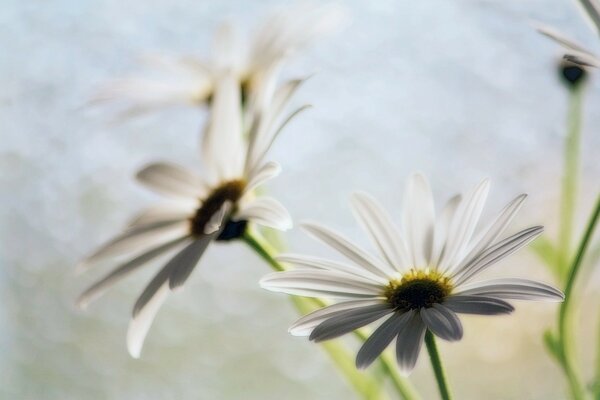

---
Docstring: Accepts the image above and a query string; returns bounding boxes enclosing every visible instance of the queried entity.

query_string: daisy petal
[535,22,596,55]
[444,295,515,315]
[420,304,463,342]
[260,270,383,298]
[395,310,426,376]
[168,235,215,290]
[402,173,435,267]
[309,304,392,342]
[452,226,544,285]
[289,299,383,336]
[356,311,412,369]
[275,254,387,284]
[577,0,600,35]
[78,220,189,271]
[77,236,190,309]
[455,278,564,301]
[301,222,394,279]
[127,282,170,358]
[127,203,195,229]
[439,179,490,273]
[350,192,410,272]
[245,161,281,192]
[236,196,292,231]
[136,162,207,199]
[431,194,462,267]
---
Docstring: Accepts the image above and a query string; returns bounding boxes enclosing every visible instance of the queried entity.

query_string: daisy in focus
[77,69,305,358]
[261,174,564,374]
[91,4,346,118]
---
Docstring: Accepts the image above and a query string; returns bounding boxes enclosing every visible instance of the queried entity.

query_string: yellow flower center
[384,269,453,311]
[189,179,246,237]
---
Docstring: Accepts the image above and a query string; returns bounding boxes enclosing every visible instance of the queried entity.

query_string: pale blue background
[2,0,600,399]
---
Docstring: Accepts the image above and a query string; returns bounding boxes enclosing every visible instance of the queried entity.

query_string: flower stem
[424,330,452,400]
[242,229,420,400]
[558,196,600,400]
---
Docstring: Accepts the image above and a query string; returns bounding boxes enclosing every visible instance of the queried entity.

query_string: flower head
[78,70,305,358]
[261,174,564,374]
[91,4,347,118]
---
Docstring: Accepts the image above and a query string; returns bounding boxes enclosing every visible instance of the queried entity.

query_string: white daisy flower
[261,174,564,375]
[91,4,347,118]
[78,70,305,358]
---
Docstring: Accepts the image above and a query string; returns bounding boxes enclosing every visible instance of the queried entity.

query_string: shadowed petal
[309,304,392,342]
[455,278,564,301]
[420,304,463,342]
[444,295,515,315]
[356,311,412,369]
[395,310,426,376]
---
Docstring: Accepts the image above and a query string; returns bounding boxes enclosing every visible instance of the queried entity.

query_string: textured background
[2,0,600,399]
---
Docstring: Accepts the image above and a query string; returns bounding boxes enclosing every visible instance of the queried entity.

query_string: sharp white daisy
[91,4,347,118]
[78,69,305,358]
[260,174,564,375]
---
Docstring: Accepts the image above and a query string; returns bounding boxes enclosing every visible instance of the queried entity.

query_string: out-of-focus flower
[261,174,564,375]
[77,71,306,358]
[90,4,347,118]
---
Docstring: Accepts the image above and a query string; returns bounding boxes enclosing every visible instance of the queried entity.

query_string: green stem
[558,196,600,400]
[424,331,453,400]
[557,83,585,281]
[243,230,420,400]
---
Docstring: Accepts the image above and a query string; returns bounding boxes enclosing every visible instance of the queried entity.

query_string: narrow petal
[350,192,410,272]
[78,220,189,271]
[260,270,383,298]
[127,203,195,229]
[301,222,395,280]
[577,0,600,35]
[245,161,281,192]
[420,304,463,342]
[439,179,490,273]
[127,282,170,358]
[77,236,190,309]
[460,194,527,266]
[452,226,544,285]
[168,235,215,290]
[309,304,392,342]
[395,310,426,376]
[136,162,207,199]
[430,194,461,267]
[455,278,564,302]
[535,22,597,55]
[402,173,435,267]
[356,311,413,369]
[275,254,387,284]
[289,299,383,336]
[444,295,515,315]
[235,197,292,231]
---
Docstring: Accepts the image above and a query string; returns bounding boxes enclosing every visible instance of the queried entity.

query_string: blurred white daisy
[91,4,347,118]
[78,70,305,358]
[261,174,564,375]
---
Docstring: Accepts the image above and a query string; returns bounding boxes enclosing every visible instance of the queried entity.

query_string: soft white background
[2,0,600,399]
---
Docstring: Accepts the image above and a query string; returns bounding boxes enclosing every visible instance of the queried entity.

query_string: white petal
[289,299,383,336]
[350,192,410,272]
[576,0,600,35]
[402,173,435,267]
[356,311,413,369]
[127,203,195,229]
[235,196,292,231]
[260,270,383,298]
[430,194,461,267]
[245,161,282,192]
[201,71,244,182]
[443,295,514,315]
[77,236,190,309]
[136,162,207,199]
[419,304,463,342]
[395,310,426,376]
[77,220,189,272]
[439,179,490,273]
[535,22,597,55]
[204,201,230,235]
[452,226,544,286]
[127,282,170,358]
[455,278,564,302]
[301,222,395,280]
[275,254,388,284]
[309,304,392,342]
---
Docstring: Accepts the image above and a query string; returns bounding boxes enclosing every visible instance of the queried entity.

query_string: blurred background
[2,0,600,399]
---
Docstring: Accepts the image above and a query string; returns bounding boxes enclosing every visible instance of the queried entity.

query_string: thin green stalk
[424,331,453,400]
[243,230,420,400]
[557,84,585,281]
[558,196,600,400]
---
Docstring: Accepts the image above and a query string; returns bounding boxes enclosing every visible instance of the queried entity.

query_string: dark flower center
[384,270,452,311]
[560,59,587,87]
[189,180,246,237]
